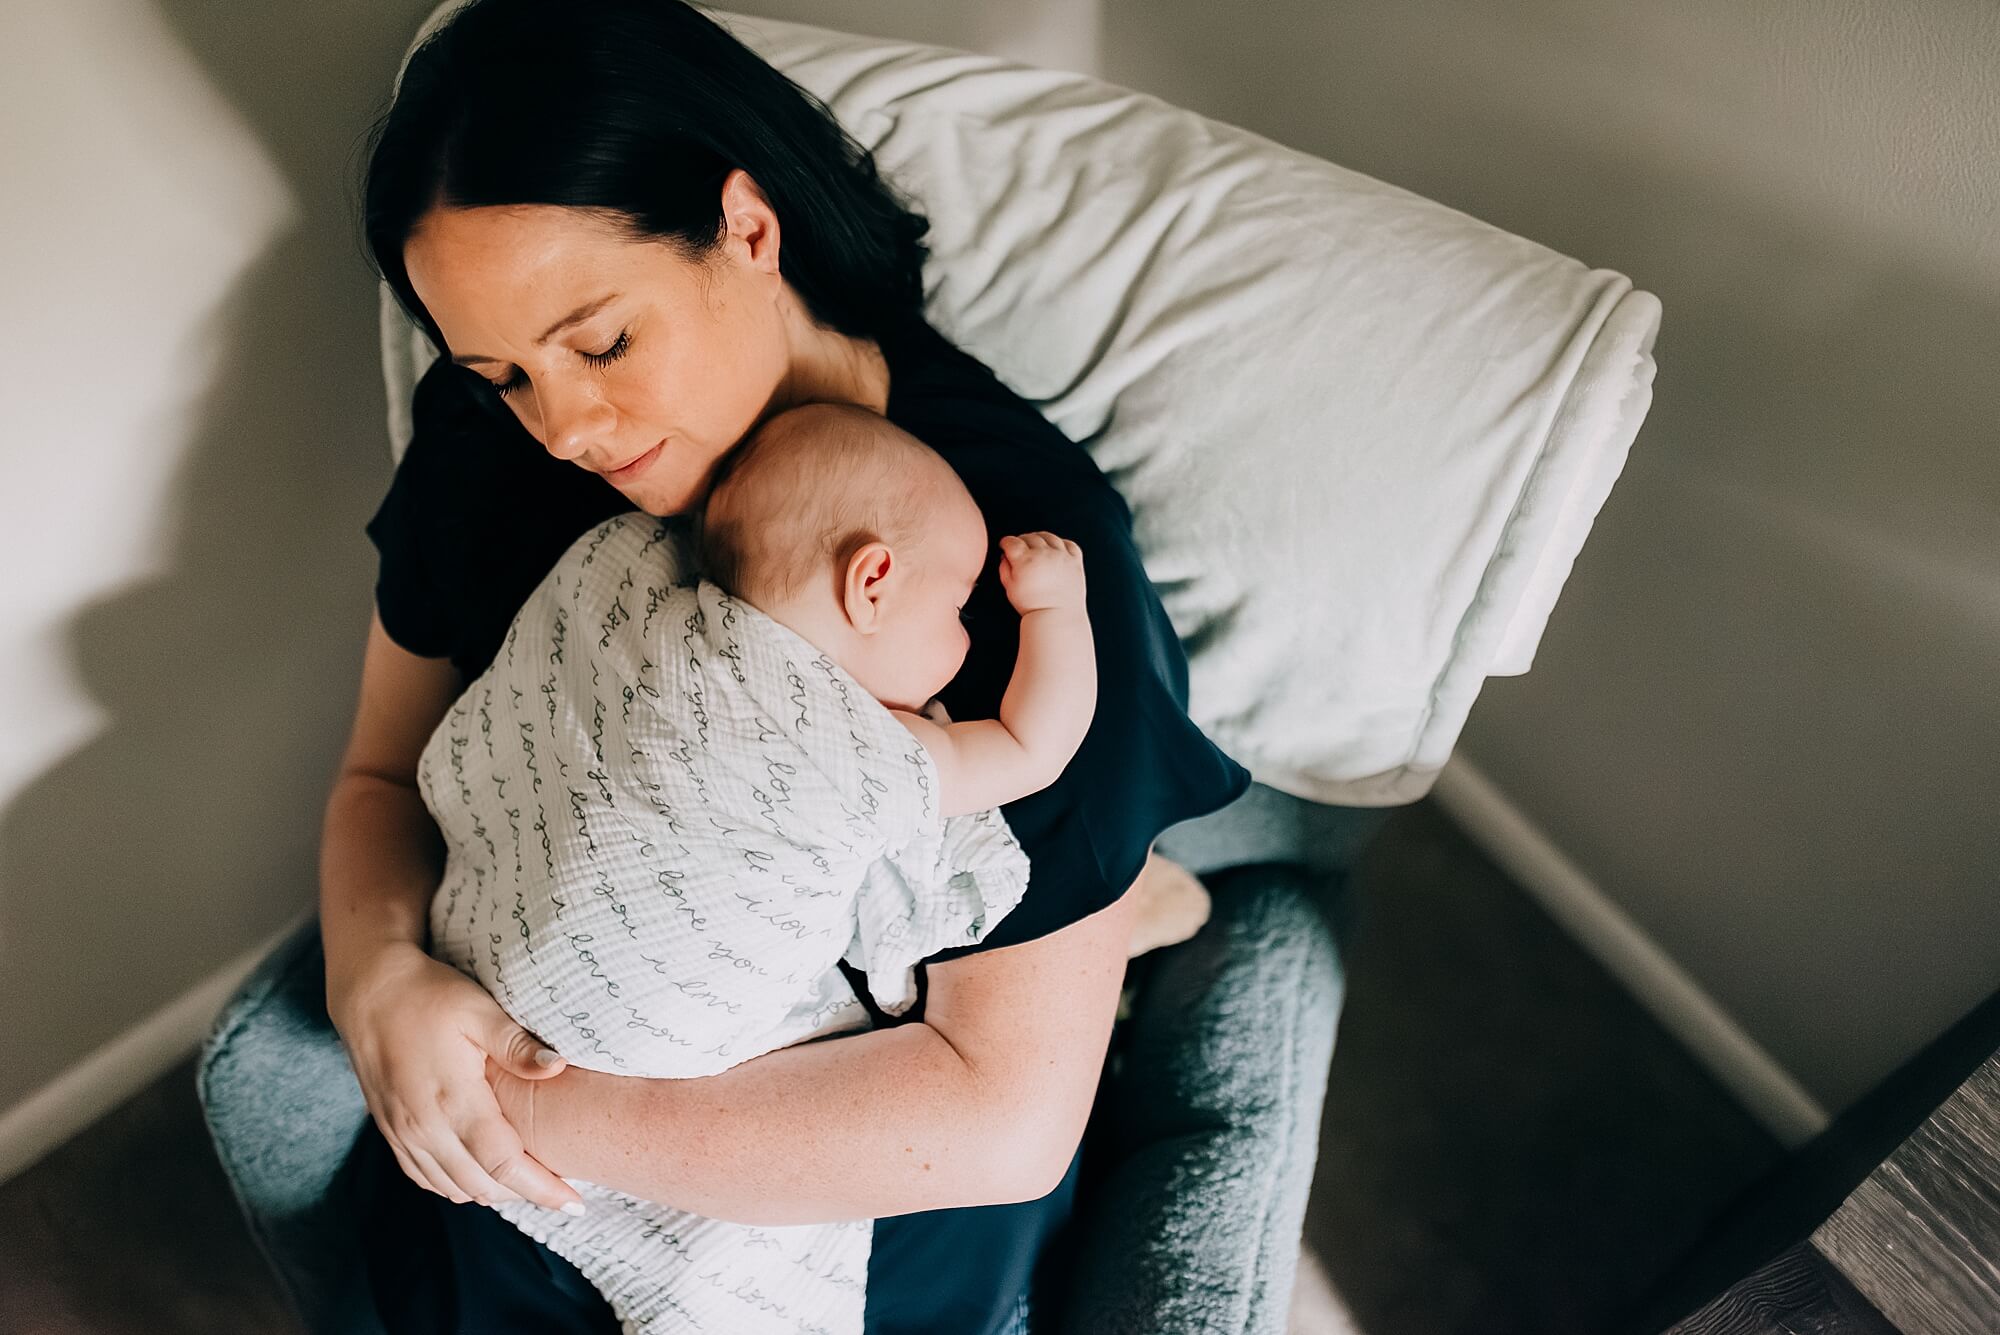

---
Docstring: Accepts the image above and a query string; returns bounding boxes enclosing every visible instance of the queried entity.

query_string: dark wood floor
[1302,801,1784,1334]
[0,1056,299,1333]
[0,800,1783,1334]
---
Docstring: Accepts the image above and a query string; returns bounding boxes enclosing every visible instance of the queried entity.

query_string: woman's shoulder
[368,359,631,676]
[879,320,1125,527]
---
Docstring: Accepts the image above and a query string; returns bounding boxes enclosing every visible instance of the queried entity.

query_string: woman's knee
[198,918,369,1217]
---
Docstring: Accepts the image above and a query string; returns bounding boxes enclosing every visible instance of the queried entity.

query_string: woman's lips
[604,441,664,485]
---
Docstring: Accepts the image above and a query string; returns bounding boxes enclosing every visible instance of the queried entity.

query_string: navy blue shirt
[360,317,1248,1333]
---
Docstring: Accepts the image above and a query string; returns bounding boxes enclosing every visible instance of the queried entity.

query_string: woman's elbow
[982,1091,1088,1203]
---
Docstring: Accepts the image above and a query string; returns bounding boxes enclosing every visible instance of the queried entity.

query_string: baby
[415,402,1095,1335]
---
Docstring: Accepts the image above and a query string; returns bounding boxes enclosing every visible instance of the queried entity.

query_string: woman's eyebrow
[450,293,619,366]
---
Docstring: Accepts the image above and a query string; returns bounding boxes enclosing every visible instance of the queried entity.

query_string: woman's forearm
[522,1023,1039,1223]
[511,887,1135,1225]
[318,771,444,1010]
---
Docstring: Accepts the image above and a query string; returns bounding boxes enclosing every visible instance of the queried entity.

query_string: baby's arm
[893,532,1096,817]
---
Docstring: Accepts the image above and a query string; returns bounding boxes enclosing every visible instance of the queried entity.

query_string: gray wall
[1093,0,1999,1112]
[0,0,440,1121]
[723,0,1101,74]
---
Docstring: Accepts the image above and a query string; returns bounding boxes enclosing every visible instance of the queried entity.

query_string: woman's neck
[774,287,890,415]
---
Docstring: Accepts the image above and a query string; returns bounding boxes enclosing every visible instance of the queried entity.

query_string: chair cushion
[386,5,1661,805]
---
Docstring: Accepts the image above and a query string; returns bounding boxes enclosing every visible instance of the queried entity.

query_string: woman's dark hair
[362,0,929,365]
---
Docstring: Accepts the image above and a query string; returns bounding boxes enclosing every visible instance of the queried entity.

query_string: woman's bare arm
[318,613,457,983]
[497,881,1137,1224]
[321,612,583,1213]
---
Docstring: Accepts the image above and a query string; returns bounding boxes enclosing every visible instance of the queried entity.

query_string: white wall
[723,0,1101,75]
[0,0,441,1171]
[1095,0,2000,1114]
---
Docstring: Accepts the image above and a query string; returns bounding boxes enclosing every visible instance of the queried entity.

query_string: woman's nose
[536,383,616,463]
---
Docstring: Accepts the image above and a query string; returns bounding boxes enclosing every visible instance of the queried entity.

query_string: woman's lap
[203,920,1065,1334]
[357,1115,1072,1335]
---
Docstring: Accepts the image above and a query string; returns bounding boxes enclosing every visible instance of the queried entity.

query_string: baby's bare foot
[1127,851,1212,958]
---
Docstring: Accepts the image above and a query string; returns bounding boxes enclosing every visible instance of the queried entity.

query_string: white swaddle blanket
[417,511,1032,1335]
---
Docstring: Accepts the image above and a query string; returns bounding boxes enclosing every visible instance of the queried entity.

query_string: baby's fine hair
[696,403,956,609]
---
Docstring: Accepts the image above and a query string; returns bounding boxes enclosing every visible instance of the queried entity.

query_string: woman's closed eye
[490,330,632,398]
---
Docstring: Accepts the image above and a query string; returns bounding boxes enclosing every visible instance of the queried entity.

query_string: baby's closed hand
[997,532,1086,613]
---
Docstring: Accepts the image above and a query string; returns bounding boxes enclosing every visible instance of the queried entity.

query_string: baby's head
[696,403,989,713]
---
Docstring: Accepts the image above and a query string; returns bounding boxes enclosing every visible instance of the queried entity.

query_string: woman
[321,1,1249,1329]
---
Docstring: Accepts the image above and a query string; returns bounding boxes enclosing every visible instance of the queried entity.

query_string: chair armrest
[1056,863,1345,1334]
[197,919,384,1334]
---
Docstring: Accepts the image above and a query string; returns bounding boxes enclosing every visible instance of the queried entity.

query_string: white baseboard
[0,910,311,1187]
[1432,758,1829,1149]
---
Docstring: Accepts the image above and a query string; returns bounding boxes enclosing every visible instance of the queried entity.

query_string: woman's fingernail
[561,1201,587,1217]
[534,1048,562,1068]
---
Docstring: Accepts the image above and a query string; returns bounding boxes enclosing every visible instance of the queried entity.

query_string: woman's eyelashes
[490,330,632,398]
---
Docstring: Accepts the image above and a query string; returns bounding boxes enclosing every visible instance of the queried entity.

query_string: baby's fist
[997,532,1086,613]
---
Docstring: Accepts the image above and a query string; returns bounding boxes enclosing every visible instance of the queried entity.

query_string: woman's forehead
[406,205,694,339]
[411,205,631,277]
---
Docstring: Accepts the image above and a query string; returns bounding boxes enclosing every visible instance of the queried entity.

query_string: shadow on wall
[0,0,438,1116]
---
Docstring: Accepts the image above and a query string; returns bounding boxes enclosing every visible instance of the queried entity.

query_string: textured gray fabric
[198,790,1368,1332]
[1157,783,1391,883]
[1055,864,1345,1335]
[196,925,385,1335]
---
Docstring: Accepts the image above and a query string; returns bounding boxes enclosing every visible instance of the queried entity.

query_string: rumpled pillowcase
[385,5,1661,806]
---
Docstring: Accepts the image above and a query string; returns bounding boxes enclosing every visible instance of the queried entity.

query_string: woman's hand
[330,940,585,1216]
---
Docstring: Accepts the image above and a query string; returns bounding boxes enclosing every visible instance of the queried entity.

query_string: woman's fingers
[376,1115,436,1197]
[421,1118,528,1208]
[484,1143,586,1215]
[451,1077,585,1214]
[484,1015,567,1081]
[364,1093,444,1198]
[405,1143,474,1204]
[339,948,581,1213]
[384,1103,575,1214]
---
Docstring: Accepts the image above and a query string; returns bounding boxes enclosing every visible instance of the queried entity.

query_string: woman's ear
[840,541,894,633]
[720,168,781,274]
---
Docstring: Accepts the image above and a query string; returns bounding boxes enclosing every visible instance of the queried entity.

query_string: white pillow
[386,6,1660,806]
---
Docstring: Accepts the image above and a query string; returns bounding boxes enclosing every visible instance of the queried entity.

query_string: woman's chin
[616,479,694,518]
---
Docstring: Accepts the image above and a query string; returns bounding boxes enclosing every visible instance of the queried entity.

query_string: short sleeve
[363,434,457,660]
[361,357,633,677]
[848,805,1034,1014]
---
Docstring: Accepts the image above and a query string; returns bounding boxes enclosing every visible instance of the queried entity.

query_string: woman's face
[403,182,791,516]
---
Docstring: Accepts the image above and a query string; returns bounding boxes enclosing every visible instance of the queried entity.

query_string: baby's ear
[841,541,895,632]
